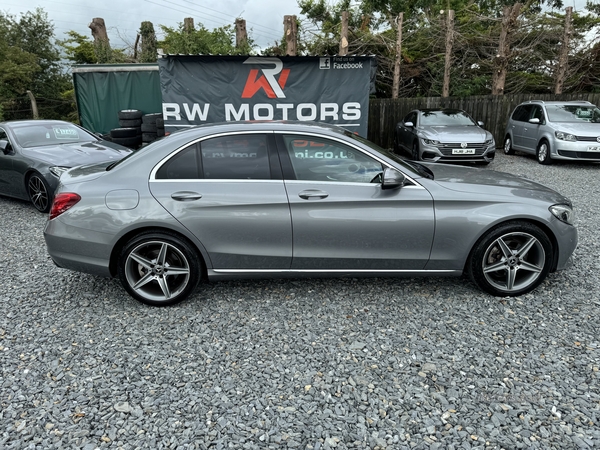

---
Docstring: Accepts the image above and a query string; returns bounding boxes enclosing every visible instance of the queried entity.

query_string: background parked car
[44,121,576,307]
[0,120,132,212]
[394,108,495,164]
[503,100,600,165]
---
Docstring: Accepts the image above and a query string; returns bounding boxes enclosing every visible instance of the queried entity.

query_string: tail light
[49,193,81,220]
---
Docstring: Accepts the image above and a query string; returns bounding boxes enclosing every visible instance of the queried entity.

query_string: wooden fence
[368,93,600,150]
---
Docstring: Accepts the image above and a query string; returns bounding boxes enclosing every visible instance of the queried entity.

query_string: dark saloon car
[0,120,132,212]
[394,109,496,164]
[44,121,576,306]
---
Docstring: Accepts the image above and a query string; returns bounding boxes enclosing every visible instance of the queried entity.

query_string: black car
[0,120,132,212]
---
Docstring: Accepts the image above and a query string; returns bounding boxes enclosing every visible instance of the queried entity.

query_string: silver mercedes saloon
[44,121,577,306]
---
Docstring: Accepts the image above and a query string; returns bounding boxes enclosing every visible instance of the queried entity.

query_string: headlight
[555,131,576,141]
[484,139,494,146]
[550,204,574,225]
[49,166,70,178]
[422,138,440,145]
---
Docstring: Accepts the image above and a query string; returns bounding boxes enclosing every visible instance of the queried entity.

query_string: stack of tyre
[110,110,143,149]
[141,113,164,146]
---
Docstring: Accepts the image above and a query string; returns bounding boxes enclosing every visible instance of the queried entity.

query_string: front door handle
[171,191,202,201]
[298,189,329,200]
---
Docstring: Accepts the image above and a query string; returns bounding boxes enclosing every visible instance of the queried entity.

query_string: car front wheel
[537,140,552,165]
[503,136,515,155]
[27,173,51,213]
[118,232,201,306]
[467,221,553,297]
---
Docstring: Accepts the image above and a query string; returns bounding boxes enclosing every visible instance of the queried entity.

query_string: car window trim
[149,130,279,182]
[273,130,423,188]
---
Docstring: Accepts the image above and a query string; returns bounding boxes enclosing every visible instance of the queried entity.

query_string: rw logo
[241,57,290,99]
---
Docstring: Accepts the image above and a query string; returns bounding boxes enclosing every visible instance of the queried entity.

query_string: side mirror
[477,121,485,127]
[381,167,405,190]
[404,121,414,128]
[529,118,540,124]
[0,140,11,155]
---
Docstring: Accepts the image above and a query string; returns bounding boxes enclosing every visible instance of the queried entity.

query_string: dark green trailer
[72,64,162,134]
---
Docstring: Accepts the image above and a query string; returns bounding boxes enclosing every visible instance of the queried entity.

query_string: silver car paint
[44,121,576,284]
[505,101,600,162]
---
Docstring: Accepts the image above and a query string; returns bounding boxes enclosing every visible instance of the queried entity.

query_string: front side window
[512,105,532,122]
[283,135,383,183]
[156,134,271,180]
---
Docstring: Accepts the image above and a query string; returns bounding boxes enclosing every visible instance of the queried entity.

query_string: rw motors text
[162,102,362,123]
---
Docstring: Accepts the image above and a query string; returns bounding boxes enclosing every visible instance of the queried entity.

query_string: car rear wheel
[27,173,51,213]
[537,140,552,165]
[412,141,420,161]
[467,221,553,297]
[503,136,515,155]
[118,232,201,306]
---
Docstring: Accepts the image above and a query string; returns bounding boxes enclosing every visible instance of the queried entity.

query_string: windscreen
[420,111,476,126]
[11,123,97,148]
[545,105,600,123]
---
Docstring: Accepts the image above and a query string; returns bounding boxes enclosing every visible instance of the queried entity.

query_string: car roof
[412,108,466,114]
[519,100,595,107]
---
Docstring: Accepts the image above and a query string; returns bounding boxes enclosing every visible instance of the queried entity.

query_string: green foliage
[0,8,73,120]
[58,31,98,64]
[158,22,254,55]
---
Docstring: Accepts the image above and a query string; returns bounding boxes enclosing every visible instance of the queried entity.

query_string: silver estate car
[394,109,496,164]
[44,121,577,306]
[504,100,600,164]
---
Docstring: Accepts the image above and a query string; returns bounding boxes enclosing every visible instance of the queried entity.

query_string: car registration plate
[588,146,600,151]
[452,148,475,155]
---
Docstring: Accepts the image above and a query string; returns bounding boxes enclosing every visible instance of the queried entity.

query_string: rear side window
[511,105,533,122]
[156,134,271,180]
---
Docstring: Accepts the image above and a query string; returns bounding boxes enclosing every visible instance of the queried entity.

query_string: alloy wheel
[28,175,49,212]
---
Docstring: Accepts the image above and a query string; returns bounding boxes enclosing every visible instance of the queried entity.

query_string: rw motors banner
[158,55,376,137]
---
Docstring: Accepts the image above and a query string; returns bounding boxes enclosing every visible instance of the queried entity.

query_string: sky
[2,0,594,51]
[2,0,303,50]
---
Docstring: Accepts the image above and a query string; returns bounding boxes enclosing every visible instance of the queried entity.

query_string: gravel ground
[0,151,599,450]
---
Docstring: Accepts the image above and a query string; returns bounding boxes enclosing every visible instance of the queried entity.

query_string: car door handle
[298,189,329,200]
[171,191,203,201]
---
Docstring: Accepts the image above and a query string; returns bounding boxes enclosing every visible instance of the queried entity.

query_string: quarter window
[283,135,383,183]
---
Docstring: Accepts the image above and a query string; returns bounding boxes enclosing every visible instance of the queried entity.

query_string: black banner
[158,55,376,136]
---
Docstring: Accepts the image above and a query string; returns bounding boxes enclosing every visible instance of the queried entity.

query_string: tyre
[142,113,162,125]
[118,232,201,306]
[503,135,515,155]
[157,127,165,137]
[142,132,157,142]
[119,119,142,127]
[118,109,142,120]
[412,141,420,161]
[467,221,553,297]
[156,117,164,128]
[110,127,138,138]
[537,139,552,165]
[141,122,157,133]
[112,136,142,148]
[27,173,51,213]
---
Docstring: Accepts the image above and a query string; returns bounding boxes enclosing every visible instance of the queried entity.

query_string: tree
[158,21,254,55]
[0,8,73,120]
[58,31,98,64]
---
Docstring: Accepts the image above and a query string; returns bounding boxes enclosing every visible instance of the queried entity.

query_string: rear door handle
[298,189,329,200]
[171,191,203,201]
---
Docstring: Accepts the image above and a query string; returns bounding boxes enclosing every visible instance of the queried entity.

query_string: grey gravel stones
[0,151,598,449]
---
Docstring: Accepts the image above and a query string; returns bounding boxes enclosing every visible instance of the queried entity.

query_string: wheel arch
[109,226,209,279]
[463,217,560,274]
